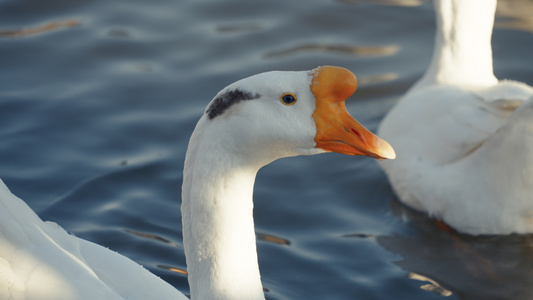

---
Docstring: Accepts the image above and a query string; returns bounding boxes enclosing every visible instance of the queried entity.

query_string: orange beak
[311,66,395,160]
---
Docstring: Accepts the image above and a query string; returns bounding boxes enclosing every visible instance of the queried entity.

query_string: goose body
[0,66,394,299]
[378,0,533,235]
[0,179,187,300]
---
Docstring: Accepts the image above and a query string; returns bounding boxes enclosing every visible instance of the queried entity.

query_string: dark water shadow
[377,199,533,300]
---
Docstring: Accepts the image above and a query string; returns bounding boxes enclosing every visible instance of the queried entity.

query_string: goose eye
[281,93,297,105]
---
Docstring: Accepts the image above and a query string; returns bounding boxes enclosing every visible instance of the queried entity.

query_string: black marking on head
[206,89,260,120]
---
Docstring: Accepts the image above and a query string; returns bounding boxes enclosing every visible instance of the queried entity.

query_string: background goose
[0,66,394,299]
[378,0,533,235]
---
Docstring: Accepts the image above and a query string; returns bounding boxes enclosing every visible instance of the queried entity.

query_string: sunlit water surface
[1,0,533,299]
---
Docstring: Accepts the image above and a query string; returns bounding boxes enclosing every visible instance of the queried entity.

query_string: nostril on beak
[351,128,364,141]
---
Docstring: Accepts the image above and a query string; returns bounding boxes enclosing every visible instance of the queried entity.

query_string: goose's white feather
[0,179,187,300]
[378,0,533,235]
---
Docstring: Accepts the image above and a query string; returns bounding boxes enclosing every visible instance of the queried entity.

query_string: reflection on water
[338,0,425,7]
[216,23,263,34]
[358,72,399,85]
[257,232,291,246]
[407,272,452,297]
[265,44,401,58]
[0,19,80,38]
[496,0,533,32]
[158,264,189,275]
[126,229,178,246]
[378,200,533,300]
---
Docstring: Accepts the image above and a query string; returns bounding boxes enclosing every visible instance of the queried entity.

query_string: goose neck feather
[182,115,266,300]
[414,0,498,89]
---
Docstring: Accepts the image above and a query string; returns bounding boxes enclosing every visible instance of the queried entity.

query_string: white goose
[378,0,533,235]
[0,66,395,299]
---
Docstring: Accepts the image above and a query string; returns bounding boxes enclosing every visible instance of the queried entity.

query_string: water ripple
[265,44,401,58]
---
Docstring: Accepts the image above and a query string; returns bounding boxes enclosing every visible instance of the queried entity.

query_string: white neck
[414,0,498,89]
[181,117,267,300]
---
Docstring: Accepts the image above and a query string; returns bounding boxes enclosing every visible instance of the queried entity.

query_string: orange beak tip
[377,140,396,160]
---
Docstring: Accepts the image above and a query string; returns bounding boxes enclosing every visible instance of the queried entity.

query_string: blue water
[1,0,533,299]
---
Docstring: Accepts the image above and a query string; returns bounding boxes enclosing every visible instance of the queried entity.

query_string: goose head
[183,66,395,300]
[193,66,395,166]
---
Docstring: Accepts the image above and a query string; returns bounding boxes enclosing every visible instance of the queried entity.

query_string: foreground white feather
[0,179,187,300]
[0,66,394,299]
[378,0,533,235]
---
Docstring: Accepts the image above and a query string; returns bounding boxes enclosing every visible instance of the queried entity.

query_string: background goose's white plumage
[0,66,394,299]
[378,0,533,235]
